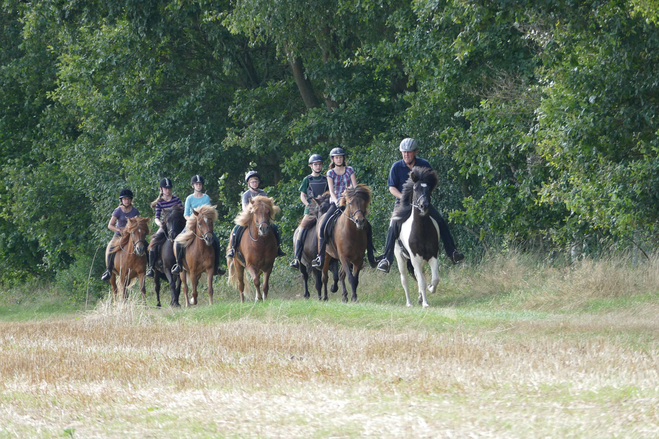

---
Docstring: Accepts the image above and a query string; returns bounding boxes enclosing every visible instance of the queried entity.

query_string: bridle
[193,218,214,243]
[248,211,271,241]
[341,196,365,226]
[120,229,147,255]
[411,183,430,213]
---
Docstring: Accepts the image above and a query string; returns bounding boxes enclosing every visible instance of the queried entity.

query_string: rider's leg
[272,223,286,257]
[146,245,159,277]
[312,203,338,268]
[171,241,186,274]
[101,238,117,281]
[290,227,309,269]
[226,225,244,258]
[211,234,225,275]
[429,205,464,263]
[377,219,401,273]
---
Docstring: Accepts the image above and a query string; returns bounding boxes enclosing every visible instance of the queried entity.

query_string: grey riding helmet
[329,147,345,157]
[308,154,323,164]
[245,170,261,184]
[399,138,418,152]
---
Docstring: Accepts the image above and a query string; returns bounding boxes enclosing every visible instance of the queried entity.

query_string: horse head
[124,217,150,256]
[249,196,280,236]
[192,205,217,247]
[341,184,371,230]
[310,192,332,218]
[163,205,185,241]
[409,167,439,217]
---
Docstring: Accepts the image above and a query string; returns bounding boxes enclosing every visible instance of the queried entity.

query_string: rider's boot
[311,237,325,268]
[171,242,185,274]
[101,252,115,281]
[146,247,157,277]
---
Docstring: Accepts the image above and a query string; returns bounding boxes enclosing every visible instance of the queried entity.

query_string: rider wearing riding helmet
[226,170,286,259]
[376,137,464,273]
[101,188,140,281]
[312,147,365,268]
[145,178,183,278]
[290,153,329,269]
[171,175,223,276]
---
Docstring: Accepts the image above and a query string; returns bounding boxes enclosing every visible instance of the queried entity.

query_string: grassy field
[1,252,658,438]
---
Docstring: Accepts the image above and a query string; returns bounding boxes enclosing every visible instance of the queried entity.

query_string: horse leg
[262,270,270,300]
[236,263,246,303]
[248,266,262,303]
[154,272,162,308]
[321,267,329,301]
[190,273,201,306]
[428,257,440,295]
[338,264,348,303]
[139,273,147,307]
[349,263,362,303]
[410,255,429,307]
[329,258,339,294]
[313,267,323,301]
[394,243,413,307]
[165,271,180,308]
[206,269,214,305]
[300,263,310,299]
[110,274,118,304]
[180,271,190,308]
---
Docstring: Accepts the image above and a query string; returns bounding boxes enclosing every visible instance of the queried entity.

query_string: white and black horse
[392,167,441,307]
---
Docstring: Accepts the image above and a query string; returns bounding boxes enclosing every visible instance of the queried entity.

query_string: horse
[149,205,186,307]
[227,196,280,303]
[393,166,441,307]
[106,217,150,304]
[173,205,217,307]
[292,192,340,300]
[320,184,376,303]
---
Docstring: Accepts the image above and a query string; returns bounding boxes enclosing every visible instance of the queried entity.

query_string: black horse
[392,166,441,307]
[149,205,186,307]
[292,193,339,300]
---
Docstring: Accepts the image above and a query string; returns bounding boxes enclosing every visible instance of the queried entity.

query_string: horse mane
[175,205,218,248]
[309,192,331,218]
[234,196,280,227]
[110,217,150,254]
[392,166,438,222]
[339,184,371,213]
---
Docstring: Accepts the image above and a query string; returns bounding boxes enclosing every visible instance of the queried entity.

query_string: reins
[119,230,147,255]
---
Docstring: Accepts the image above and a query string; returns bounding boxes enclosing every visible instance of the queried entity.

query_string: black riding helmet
[190,175,205,186]
[119,188,134,199]
[329,147,345,157]
[308,153,323,164]
[159,178,173,188]
[245,170,261,184]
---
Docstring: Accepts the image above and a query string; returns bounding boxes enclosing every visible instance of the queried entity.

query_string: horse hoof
[190,298,196,305]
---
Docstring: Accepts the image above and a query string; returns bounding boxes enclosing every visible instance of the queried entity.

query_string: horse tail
[227,248,239,289]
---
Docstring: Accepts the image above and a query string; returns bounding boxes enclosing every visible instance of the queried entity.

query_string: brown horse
[320,184,375,302]
[293,193,339,300]
[106,217,150,304]
[173,205,217,307]
[227,196,280,303]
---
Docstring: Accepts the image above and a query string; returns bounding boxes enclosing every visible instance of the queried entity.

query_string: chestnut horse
[149,205,186,307]
[293,193,339,300]
[393,167,441,307]
[106,217,150,304]
[173,205,217,306]
[320,184,376,303]
[227,196,280,303]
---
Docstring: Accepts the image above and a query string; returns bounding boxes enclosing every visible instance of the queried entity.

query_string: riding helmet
[308,154,323,165]
[245,170,261,184]
[329,147,345,157]
[119,189,134,199]
[159,178,173,188]
[190,175,205,186]
[399,138,418,152]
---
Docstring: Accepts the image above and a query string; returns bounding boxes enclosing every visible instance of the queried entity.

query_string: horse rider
[311,147,376,268]
[226,170,286,260]
[171,175,223,276]
[101,188,140,281]
[376,138,464,273]
[146,178,183,278]
[290,153,329,269]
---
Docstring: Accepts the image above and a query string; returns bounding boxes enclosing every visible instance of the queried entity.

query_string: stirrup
[311,256,322,268]
[146,267,155,278]
[290,259,300,269]
[376,259,391,273]
[226,248,235,259]
[101,270,111,281]
[171,264,181,274]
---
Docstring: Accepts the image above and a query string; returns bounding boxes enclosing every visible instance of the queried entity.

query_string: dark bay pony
[320,184,376,303]
[106,217,150,304]
[393,166,441,307]
[173,205,217,306]
[149,205,186,307]
[227,196,280,303]
[292,192,339,300]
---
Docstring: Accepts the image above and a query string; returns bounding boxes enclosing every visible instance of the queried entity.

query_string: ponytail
[150,188,163,209]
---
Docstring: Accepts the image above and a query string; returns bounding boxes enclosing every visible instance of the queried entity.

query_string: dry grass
[2,252,659,437]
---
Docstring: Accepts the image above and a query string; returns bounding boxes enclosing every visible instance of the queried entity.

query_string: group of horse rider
[100,137,463,281]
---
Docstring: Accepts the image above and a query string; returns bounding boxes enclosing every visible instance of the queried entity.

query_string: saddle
[323,206,344,241]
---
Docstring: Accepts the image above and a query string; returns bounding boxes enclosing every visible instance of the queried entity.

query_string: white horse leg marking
[394,242,412,307]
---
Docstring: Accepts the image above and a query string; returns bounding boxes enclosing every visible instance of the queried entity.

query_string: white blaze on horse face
[420,183,427,188]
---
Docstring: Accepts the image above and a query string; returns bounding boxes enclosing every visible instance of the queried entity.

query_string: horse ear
[193,209,199,217]
[410,171,418,182]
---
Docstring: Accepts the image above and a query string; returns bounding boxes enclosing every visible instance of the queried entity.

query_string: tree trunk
[288,55,321,109]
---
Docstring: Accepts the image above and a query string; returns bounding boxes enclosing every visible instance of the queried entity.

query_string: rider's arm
[349,172,357,188]
[300,192,308,207]
[328,176,337,204]
[108,215,121,233]
[389,186,403,199]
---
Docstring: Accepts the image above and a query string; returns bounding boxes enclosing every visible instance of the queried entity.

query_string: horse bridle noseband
[193,220,214,242]
[411,184,430,212]
[248,218,271,241]
[121,230,147,255]
[341,197,364,225]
